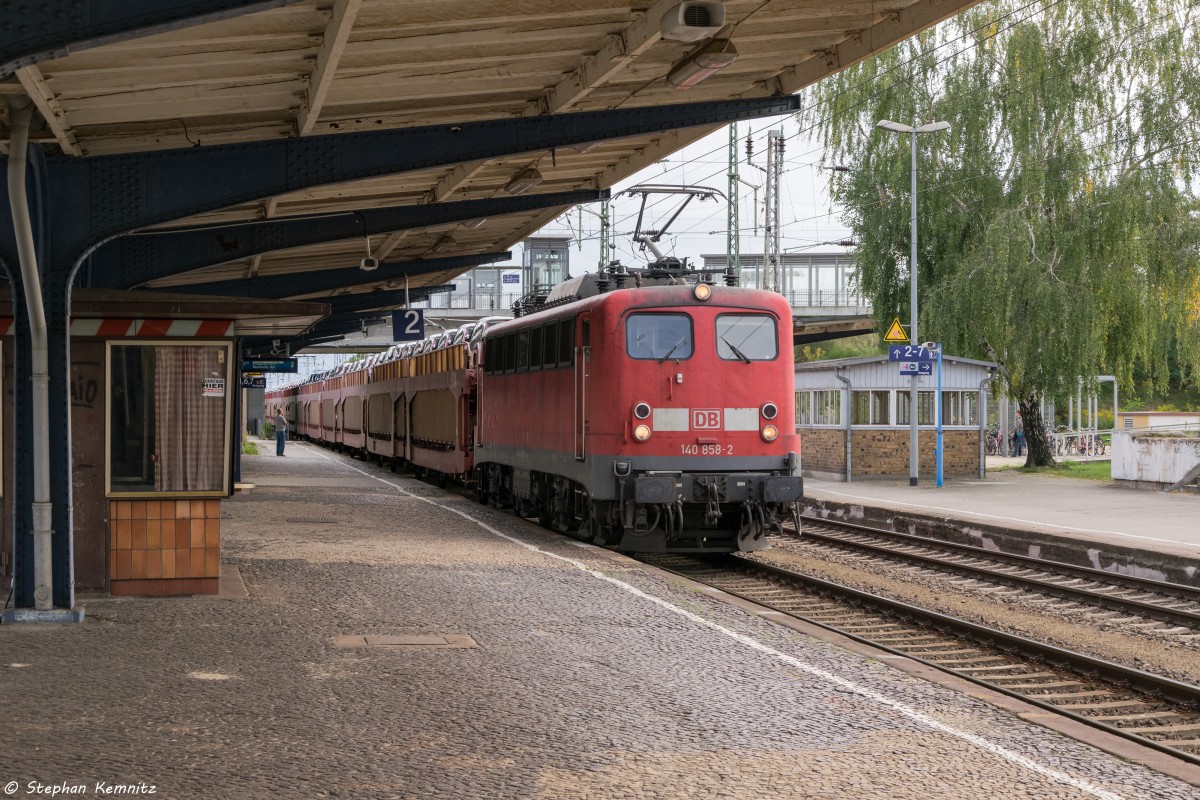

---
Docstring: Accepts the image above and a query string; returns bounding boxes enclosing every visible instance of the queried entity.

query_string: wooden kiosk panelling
[0,289,328,600]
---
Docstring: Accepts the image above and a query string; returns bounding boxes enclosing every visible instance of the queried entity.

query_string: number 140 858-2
[681,443,732,455]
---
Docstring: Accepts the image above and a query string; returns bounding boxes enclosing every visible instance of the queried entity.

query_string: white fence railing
[1049,430,1111,457]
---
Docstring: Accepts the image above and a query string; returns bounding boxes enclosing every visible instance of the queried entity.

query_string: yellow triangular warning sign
[883,318,909,343]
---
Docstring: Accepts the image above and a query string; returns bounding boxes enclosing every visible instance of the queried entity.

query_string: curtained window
[108,342,231,496]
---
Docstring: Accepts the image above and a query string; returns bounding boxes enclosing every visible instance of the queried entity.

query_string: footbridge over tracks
[297,300,874,352]
[0,0,982,612]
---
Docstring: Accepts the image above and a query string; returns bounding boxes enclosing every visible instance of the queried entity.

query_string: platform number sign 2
[392,309,425,342]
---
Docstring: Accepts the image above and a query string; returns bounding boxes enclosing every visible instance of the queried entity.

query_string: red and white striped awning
[0,318,235,337]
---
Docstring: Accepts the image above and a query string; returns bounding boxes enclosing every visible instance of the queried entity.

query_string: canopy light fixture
[431,234,456,254]
[504,168,543,195]
[460,217,488,229]
[667,39,737,89]
[568,141,601,154]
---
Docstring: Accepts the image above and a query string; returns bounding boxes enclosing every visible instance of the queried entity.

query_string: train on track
[265,266,803,553]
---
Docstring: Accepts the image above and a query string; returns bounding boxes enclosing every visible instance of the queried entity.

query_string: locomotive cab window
[715,314,778,361]
[626,313,693,361]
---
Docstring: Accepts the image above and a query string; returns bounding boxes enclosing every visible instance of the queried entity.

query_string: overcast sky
[532,116,854,275]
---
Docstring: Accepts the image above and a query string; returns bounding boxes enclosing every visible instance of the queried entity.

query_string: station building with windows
[795,354,997,481]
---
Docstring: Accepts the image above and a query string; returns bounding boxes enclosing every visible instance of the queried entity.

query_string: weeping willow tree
[801,0,1200,465]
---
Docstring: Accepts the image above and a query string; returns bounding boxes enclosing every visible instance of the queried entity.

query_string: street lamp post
[876,119,950,487]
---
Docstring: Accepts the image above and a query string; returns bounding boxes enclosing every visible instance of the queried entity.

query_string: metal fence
[1049,429,1111,457]
[780,289,871,310]
[420,286,872,313]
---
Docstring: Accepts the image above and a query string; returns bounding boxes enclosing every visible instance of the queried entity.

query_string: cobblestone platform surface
[3,442,1199,799]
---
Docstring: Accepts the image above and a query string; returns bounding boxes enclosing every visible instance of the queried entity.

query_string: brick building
[795,354,997,481]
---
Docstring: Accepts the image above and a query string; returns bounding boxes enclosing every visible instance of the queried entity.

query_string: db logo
[692,409,722,430]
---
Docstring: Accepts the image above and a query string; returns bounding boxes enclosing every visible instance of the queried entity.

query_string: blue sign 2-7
[888,344,936,362]
[392,309,425,341]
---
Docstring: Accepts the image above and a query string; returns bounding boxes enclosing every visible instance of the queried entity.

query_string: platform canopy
[0,0,979,307]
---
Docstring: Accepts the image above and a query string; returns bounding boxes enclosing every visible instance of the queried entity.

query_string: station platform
[3,443,1199,799]
[802,458,1200,587]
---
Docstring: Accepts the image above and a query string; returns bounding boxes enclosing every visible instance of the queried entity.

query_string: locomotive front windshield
[716,314,778,361]
[626,313,693,360]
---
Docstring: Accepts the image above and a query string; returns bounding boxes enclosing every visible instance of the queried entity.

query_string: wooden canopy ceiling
[0,0,977,301]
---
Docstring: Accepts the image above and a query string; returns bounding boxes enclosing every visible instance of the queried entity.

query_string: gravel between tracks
[753,534,1200,686]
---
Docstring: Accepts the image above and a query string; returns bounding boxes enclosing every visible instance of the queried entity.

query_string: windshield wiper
[659,337,687,362]
[722,336,752,364]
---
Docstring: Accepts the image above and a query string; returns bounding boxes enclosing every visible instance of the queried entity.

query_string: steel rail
[797,515,1200,597]
[791,521,1200,630]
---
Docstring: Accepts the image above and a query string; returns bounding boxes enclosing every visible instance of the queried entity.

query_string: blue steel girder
[164,251,510,299]
[242,335,348,357]
[0,95,800,279]
[287,316,388,341]
[311,309,394,330]
[94,190,608,289]
[315,285,454,315]
[0,1,304,79]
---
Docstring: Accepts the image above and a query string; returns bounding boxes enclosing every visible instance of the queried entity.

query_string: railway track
[639,552,1200,767]
[789,517,1200,637]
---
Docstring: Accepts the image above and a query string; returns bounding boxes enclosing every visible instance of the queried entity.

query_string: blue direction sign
[888,344,936,363]
[899,361,933,376]
[242,357,297,373]
[392,309,425,341]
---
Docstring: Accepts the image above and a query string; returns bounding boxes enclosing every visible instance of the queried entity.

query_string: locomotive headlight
[633,402,652,420]
[692,283,712,301]
[760,424,779,442]
[633,424,652,442]
[761,402,778,420]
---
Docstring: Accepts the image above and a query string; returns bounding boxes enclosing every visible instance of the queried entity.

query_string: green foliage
[795,334,884,363]
[801,0,1200,415]
[261,420,275,439]
[242,439,259,456]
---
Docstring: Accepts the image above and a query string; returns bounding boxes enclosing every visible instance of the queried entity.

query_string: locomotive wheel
[577,499,602,543]
[547,477,567,532]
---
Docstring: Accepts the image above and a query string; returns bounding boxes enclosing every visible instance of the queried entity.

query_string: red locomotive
[266,268,802,553]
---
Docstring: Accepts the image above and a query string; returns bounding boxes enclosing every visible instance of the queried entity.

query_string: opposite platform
[802,467,1200,585]
[2,442,1198,799]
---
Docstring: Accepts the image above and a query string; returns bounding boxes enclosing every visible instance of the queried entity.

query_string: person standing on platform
[274,409,289,456]
[1013,414,1026,457]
